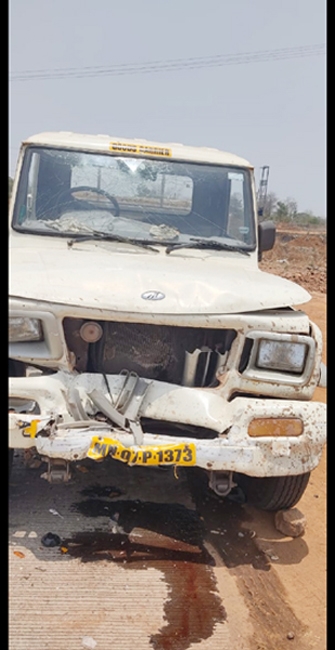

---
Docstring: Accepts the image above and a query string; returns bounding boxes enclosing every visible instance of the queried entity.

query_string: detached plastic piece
[41,532,61,547]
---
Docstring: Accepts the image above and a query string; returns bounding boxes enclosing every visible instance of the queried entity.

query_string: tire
[236,472,310,511]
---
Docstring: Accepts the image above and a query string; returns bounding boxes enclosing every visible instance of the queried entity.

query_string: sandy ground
[260,226,326,294]
[240,292,327,649]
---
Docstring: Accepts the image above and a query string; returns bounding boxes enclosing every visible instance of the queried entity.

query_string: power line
[10,44,324,82]
[11,44,323,76]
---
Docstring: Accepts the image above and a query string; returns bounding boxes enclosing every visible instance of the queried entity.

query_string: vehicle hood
[9,235,310,314]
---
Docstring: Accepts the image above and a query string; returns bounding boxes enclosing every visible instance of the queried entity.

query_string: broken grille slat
[63,318,236,387]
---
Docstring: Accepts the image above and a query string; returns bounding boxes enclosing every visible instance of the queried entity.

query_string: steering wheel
[56,186,120,216]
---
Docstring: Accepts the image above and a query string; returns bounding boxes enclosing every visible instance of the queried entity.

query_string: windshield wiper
[165,238,250,255]
[67,231,159,253]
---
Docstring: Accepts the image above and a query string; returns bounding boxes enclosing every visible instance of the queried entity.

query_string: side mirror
[258,220,276,261]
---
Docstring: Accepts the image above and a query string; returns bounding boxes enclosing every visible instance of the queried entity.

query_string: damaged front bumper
[8,371,326,477]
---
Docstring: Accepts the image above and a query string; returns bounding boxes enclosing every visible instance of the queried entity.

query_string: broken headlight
[9,317,43,342]
[256,339,308,374]
[240,332,315,384]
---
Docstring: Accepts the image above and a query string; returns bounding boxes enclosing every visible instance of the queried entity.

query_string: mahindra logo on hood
[141,291,165,301]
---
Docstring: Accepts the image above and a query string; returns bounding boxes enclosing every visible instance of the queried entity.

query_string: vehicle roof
[23,131,253,168]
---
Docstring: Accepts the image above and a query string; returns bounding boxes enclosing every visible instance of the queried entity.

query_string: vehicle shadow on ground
[186,468,309,569]
[9,456,309,570]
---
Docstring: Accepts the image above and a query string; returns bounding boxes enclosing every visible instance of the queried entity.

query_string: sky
[9,0,326,217]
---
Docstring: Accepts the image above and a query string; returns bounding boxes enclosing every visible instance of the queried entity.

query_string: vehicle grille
[63,318,237,388]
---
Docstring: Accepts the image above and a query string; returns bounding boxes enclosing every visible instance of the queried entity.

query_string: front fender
[318,362,327,388]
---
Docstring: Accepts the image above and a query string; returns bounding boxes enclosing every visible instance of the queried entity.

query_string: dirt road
[9,293,326,650]
[260,229,326,294]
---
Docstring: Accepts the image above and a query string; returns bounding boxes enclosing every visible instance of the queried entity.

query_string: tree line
[258,192,325,227]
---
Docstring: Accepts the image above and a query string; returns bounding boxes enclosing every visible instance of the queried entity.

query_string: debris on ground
[41,532,61,547]
[49,508,64,519]
[264,549,279,561]
[82,636,97,649]
[274,508,307,538]
[108,513,126,535]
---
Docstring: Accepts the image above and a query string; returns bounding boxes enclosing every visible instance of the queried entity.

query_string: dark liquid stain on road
[67,471,304,650]
[150,562,225,650]
[67,496,226,650]
[186,469,310,650]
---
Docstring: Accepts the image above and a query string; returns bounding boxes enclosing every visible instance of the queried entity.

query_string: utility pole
[257,166,270,219]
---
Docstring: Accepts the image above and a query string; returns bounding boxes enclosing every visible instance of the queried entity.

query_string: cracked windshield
[13,147,255,249]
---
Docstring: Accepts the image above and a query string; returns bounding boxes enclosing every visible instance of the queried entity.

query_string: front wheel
[236,473,310,511]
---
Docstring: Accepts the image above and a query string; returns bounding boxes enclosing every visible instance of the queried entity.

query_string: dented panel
[8,372,326,477]
[10,236,310,314]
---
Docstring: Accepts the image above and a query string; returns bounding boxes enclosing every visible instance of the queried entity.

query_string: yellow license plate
[87,436,196,466]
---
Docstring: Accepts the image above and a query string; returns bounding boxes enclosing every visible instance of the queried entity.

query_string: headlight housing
[256,339,307,374]
[240,332,315,385]
[9,317,43,342]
